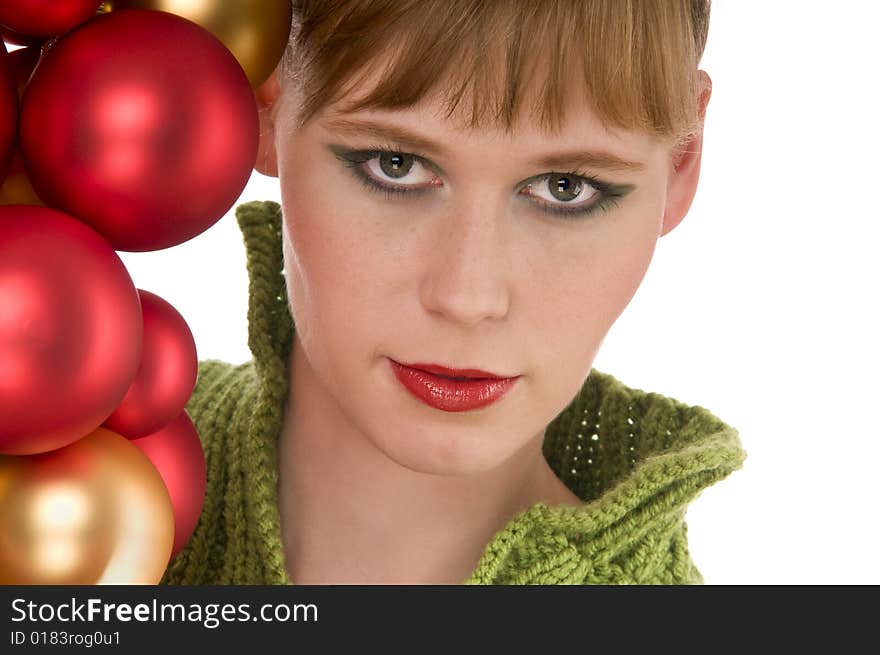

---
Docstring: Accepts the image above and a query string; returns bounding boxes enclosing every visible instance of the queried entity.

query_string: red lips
[404,363,507,379]
[389,359,519,412]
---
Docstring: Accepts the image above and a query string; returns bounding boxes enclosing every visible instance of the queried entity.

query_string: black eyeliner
[326,143,636,220]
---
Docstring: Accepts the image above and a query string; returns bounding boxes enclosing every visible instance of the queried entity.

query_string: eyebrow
[322,116,646,173]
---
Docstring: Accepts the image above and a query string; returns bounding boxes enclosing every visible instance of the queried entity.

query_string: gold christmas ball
[107,0,293,87]
[0,428,175,584]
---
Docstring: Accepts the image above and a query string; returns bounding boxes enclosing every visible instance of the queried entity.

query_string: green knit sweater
[160,200,746,585]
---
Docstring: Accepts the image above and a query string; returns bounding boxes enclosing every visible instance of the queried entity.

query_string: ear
[254,68,282,178]
[659,70,712,237]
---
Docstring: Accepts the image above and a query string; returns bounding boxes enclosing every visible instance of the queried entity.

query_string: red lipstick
[389,359,519,412]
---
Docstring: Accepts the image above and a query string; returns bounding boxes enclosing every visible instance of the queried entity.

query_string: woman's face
[268,71,702,476]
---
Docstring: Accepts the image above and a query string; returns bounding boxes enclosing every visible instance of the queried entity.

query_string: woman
[162,0,745,585]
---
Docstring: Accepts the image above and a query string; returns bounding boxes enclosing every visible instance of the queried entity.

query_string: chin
[368,425,519,477]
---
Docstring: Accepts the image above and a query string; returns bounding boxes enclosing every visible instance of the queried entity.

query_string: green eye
[547,173,582,202]
[522,172,630,220]
[378,152,415,178]
[332,145,633,220]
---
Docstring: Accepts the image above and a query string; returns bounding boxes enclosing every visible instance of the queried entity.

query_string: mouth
[388,359,520,412]
[402,362,510,380]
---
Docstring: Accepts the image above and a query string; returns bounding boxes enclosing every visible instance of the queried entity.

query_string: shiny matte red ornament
[0,145,43,206]
[0,41,16,183]
[1,25,46,47]
[0,204,143,455]
[102,289,198,439]
[5,43,41,95]
[18,9,259,252]
[0,0,104,38]
[130,411,206,560]
[0,47,42,205]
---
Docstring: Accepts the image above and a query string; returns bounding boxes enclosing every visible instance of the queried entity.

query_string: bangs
[282,0,709,146]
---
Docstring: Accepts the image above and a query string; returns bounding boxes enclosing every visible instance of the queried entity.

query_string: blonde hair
[280,0,710,147]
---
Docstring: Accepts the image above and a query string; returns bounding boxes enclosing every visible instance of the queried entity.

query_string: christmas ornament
[1,0,291,584]
[102,289,198,440]
[0,25,46,47]
[0,427,175,584]
[108,0,293,88]
[0,46,43,205]
[0,205,142,455]
[19,8,259,252]
[0,41,16,182]
[131,411,206,560]
[0,0,105,38]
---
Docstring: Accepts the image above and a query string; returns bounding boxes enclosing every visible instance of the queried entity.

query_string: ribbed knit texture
[160,200,746,585]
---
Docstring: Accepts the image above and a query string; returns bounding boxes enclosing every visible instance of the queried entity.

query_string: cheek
[577,194,664,324]
[280,169,393,364]
[523,207,660,383]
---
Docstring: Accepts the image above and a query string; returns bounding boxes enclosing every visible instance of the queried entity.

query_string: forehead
[301,43,664,167]
[317,80,660,172]
[330,45,585,129]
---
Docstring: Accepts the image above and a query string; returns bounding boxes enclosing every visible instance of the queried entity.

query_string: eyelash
[333,145,626,220]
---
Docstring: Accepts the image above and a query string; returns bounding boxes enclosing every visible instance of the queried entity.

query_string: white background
[10,0,879,583]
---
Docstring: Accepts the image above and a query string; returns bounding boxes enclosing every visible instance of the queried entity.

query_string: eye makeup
[327,143,636,221]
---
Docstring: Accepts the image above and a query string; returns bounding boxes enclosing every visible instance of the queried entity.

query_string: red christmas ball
[102,289,198,439]
[1,25,46,47]
[0,204,143,455]
[0,0,104,38]
[18,9,259,252]
[0,45,42,200]
[0,41,17,184]
[0,146,43,205]
[130,411,206,560]
[6,43,42,95]
[0,46,43,204]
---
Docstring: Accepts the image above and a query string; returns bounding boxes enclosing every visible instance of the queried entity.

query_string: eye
[346,150,440,190]
[332,145,633,219]
[520,173,601,213]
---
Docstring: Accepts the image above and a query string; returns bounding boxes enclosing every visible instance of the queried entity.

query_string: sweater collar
[234,200,747,584]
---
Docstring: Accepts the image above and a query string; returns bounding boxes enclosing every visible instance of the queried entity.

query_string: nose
[418,202,512,327]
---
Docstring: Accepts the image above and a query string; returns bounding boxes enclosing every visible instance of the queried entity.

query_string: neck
[277,335,579,585]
